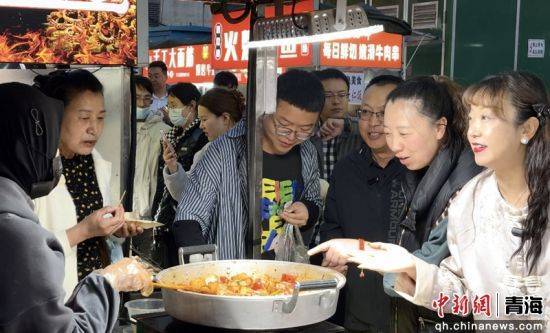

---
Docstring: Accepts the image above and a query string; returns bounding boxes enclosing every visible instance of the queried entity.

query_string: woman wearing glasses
[171,70,324,260]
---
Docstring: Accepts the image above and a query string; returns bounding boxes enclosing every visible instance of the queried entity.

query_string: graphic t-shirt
[261,146,303,255]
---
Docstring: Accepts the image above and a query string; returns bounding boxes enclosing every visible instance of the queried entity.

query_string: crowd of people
[0,60,547,332]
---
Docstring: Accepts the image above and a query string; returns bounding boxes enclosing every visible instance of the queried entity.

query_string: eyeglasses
[136,95,153,104]
[149,73,164,80]
[271,116,315,141]
[324,92,350,100]
[357,109,385,121]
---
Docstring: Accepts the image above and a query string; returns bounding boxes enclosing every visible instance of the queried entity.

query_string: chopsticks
[117,190,127,207]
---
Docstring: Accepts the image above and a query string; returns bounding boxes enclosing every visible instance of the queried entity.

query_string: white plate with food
[124,212,164,229]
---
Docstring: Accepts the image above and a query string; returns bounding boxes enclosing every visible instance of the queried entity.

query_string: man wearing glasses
[133,76,170,220]
[172,70,324,260]
[320,75,406,333]
[313,69,363,181]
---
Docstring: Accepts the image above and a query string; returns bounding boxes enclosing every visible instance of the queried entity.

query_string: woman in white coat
[33,69,143,297]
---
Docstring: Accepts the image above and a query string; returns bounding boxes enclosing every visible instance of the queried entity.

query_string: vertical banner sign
[344,72,365,105]
[211,0,313,69]
[320,32,403,69]
[145,44,215,84]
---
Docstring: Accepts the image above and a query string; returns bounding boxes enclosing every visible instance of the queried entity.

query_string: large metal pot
[156,259,346,330]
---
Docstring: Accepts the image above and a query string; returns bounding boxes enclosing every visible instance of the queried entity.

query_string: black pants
[391,298,474,333]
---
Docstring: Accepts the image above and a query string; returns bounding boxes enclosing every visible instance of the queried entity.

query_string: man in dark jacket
[321,75,406,332]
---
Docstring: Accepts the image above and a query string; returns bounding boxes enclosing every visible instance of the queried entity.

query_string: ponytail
[523,103,549,273]
[199,88,244,122]
[386,75,467,148]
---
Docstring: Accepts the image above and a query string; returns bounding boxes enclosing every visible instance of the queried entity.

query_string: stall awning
[149,25,211,49]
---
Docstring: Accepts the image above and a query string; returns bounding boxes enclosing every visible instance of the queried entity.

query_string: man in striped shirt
[172,69,324,260]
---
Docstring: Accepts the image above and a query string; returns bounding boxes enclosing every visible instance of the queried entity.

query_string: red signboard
[146,44,215,84]
[146,44,248,85]
[212,0,313,69]
[320,32,403,69]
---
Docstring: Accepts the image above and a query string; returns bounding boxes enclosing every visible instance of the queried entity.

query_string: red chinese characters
[472,294,491,317]
[211,0,313,69]
[432,292,450,318]
[432,293,493,319]
[320,32,403,69]
[452,294,470,316]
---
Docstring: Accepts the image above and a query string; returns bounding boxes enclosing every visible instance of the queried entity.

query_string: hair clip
[532,103,550,120]
[30,108,44,136]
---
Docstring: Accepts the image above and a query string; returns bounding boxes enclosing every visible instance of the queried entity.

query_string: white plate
[124,212,164,229]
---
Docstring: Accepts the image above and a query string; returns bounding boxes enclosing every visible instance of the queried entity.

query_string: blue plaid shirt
[174,120,322,259]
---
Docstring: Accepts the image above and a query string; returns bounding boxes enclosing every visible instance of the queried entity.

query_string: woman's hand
[280,202,308,227]
[113,220,144,238]
[98,257,153,296]
[308,239,417,278]
[82,206,125,238]
[350,242,417,277]
[162,140,178,174]
[308,238,360,269]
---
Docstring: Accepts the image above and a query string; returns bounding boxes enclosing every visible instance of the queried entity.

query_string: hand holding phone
[161,130,177,173]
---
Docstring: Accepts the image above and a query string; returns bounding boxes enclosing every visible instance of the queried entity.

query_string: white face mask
[136,106,151,120]
[168,107,187,127]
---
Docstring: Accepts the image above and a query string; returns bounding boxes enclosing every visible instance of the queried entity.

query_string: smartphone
[160,130,175,154]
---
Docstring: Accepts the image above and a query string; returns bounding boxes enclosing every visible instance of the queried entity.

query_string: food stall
[0,0,409,331]
[129,1,411,332]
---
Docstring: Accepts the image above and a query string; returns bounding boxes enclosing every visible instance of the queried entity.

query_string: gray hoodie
[0,176,119,332]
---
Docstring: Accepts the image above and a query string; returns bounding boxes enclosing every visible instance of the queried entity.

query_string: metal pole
[450,0,457,79]
[246,4,260,259]
[246,4,278,259]
[514,0,521,70]
[440,0,447,75]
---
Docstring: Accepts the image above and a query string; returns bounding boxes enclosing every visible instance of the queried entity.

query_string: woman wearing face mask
[32,70,143,298]
[0,82,152,332]
[309,72,550,329]
[163,88,245,202]
[133,75,171,220]
[310,76,484,331]
[151,82,208,268]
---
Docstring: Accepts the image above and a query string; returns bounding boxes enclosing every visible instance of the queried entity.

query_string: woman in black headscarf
[0,82,152,332]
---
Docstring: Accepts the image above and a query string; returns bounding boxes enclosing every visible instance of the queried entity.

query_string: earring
[521,138,529,145]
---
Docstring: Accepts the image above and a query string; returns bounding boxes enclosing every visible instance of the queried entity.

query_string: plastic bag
[274,224,310,263]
